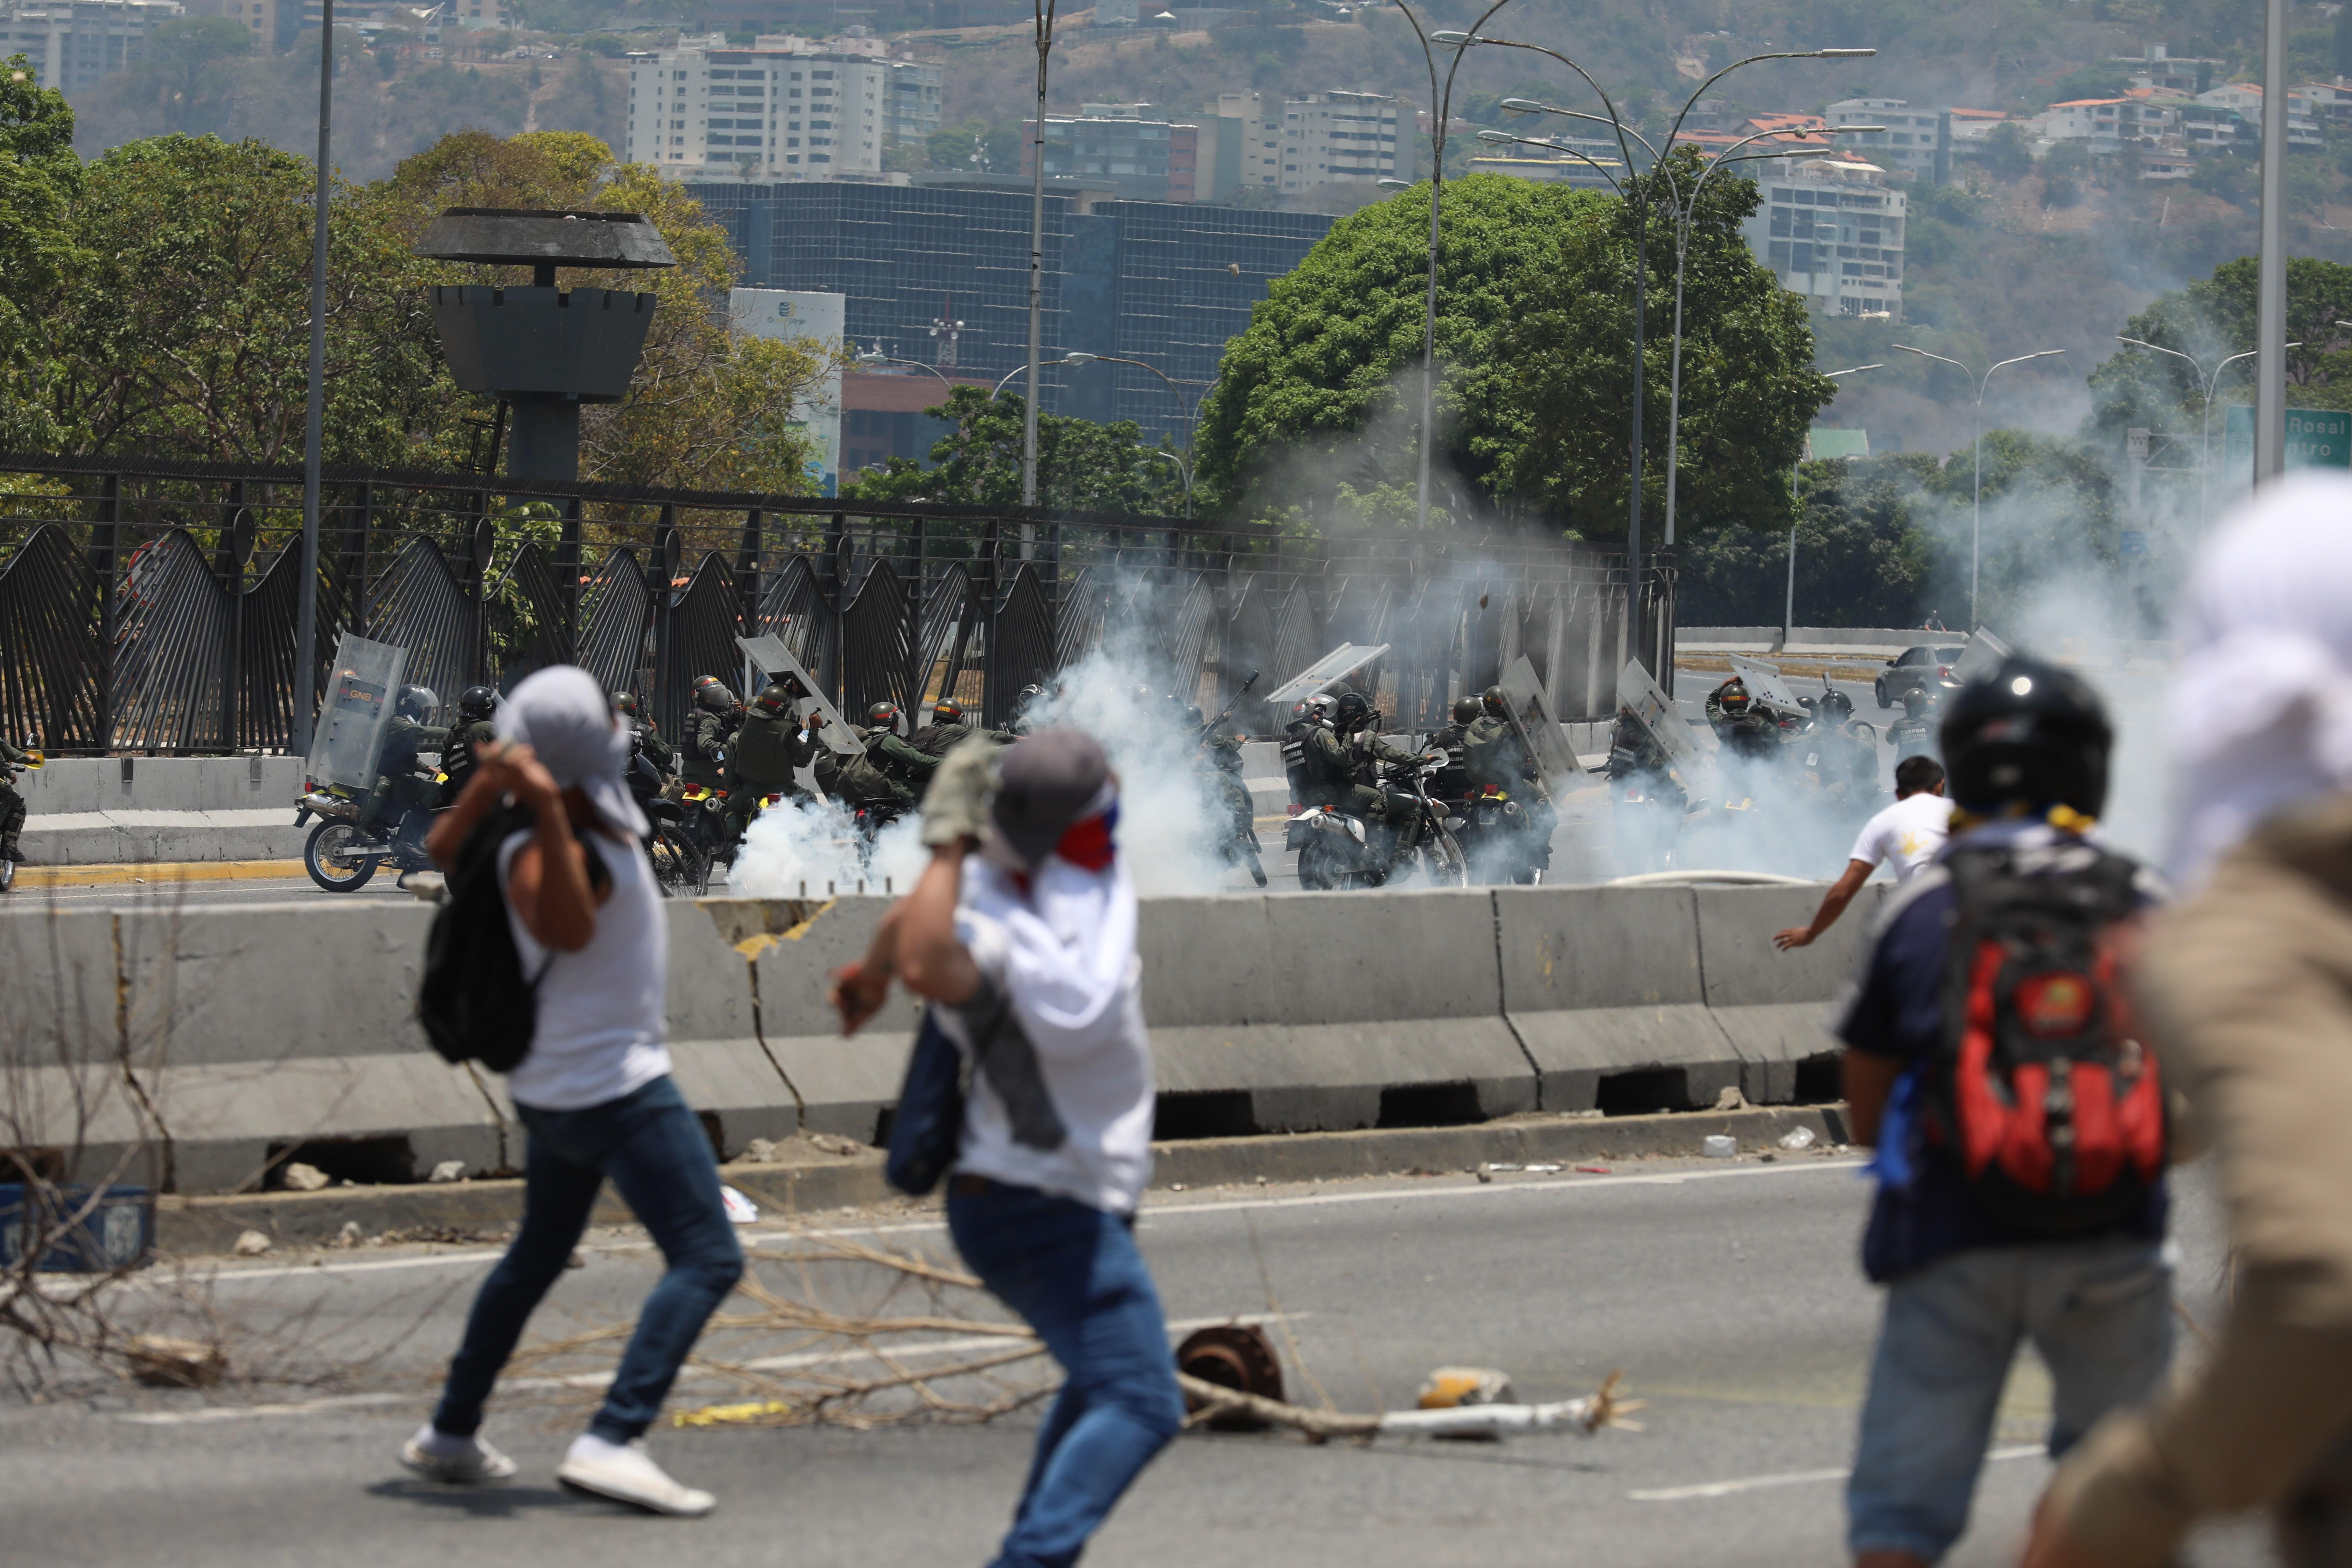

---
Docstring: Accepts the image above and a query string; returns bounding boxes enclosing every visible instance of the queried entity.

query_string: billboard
[731,289,845,498]
[2224,403,2352,475]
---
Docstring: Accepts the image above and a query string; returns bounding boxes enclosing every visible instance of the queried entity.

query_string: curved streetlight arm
[1824,364,1884,377]
[1892,343,1970,379]
[994,357,1092,396]
[1667,47,1875,148]
[1474,129,1625,192]
[1497,99,1657,161]
[857,351,956,390]
[1455,36,1643,187]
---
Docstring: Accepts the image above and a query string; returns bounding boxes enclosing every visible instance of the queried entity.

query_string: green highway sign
[2224,403,2352,471]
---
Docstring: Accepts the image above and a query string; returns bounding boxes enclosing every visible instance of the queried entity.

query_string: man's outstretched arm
[1775,859,1873,950]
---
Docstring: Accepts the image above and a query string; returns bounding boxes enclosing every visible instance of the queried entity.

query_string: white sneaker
[398,1423,518,1484]
[556,1433,715,1517]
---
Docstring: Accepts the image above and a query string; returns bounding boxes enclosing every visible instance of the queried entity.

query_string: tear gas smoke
[729,793,929,899]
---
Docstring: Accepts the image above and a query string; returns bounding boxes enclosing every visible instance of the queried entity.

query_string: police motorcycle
[297,681,447,893]
[1281,698,1468,890]
[1450,775,1550,885]
[0,734,43,894]
[626,726,710,898]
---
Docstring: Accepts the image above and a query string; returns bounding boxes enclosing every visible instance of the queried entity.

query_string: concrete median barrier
[743,897,905,1143]
[1694,884,1885,1105]
[1493,884,1740,1113]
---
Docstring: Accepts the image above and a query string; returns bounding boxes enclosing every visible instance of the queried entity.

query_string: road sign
[2121,529,2147,556]
[2223,404,2352,472]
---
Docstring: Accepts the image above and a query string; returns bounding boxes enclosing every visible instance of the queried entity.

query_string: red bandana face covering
[1052,807,1118,872]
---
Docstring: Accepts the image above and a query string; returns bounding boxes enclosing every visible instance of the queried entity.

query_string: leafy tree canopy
[846,385,1186,514]
[2088,255,2352,441]
[1193,158,1830,541]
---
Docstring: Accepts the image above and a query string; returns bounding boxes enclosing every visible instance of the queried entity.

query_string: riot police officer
[1706,675,1785,763]
[1008,683,1049,735]
[1889,686,1938,764]
[1334,690,1429,852]
[360,684,446,840]
[613,689,675,777]
[1427,696,1483,802]
[1281,693,1350,810]
[810,711,916,808]
[912,698,1011,757]
[858,701,941,793]
[0,732,38,874]
[1463,684,1555,873]
[1188,704,1265,886]
[437,685,498,806]
[722,681,817,846]
[683,676,742,791]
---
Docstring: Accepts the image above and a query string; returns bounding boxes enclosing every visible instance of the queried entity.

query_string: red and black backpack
[1928,838,2168,1236]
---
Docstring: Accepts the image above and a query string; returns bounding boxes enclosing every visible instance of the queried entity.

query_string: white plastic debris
[1379,1398,1610,1436]
[1522,1163,1563,1174]
[1778,1126,1818,1151]
[720,1185,760,1225]
[232,1229,272,1256]
[428,1160,467,1183]
[1701,1135,1737,1158]
[280,1161,329,1192]
[742,1138,783,1164]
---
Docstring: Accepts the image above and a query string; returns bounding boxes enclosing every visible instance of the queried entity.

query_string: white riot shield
[736,634,864,757]
[1949,626,2015,687]
[306,633,407,790]
[1616,658,1708,777]
[1261,643,1392,712]
[1497,655,1581,786]
[1728,654,1811,722]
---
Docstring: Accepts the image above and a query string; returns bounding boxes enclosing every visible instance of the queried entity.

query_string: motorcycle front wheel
[304,819,381,892]
[1419,826,1469,888]
[649,821,710,899]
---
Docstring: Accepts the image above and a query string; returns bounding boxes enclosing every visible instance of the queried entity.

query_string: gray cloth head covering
[493,665,648,837]
[984,726,1111,870]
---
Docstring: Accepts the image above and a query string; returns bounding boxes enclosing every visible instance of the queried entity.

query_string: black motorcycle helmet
[1717,678,1751,717]
[868,700,900,731]
[457,684,496,722]
[1183,705,1205,729]
[1481,684,1508,718]
[1902,687,1933,716]
[1820,688,1855,723]
[1453,696,1483,724]
[693,676,737,714]
[1940,655,2112,819]
[932,698,965,724]
[753,681,795,718]
[612,689,639,719]
[1334,691,1373,731]
[396,684,437,721]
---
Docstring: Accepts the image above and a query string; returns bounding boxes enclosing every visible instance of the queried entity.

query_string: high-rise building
[1218,89,1404,195]
[625,34,940,182]
[0,0,180,92]
[692,181,1331,446]
[1825,98,1946,183]
[1740,154,1905,321]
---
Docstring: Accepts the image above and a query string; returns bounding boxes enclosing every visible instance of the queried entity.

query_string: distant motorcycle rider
[1706,675,1786,763]
[359,685,446,840]
[684,676,742,791]
[1334,690,1428,852]
[1463,684,1555,871]
[437,685,499,807]
[809,710,916,809]
[1889,686,1939,764]
[911,697,1011,757]
[1426,696,1483,802]
[721,681,818,845]
[1007,683,1049,735]
[613,689,675,777]
[0,732,37,870]
[1190,704,1265,886]
[858,701,941,793]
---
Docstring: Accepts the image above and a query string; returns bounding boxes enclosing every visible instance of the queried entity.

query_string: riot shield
[1949,626,2015,686]
[1728,654,1812,722]
[1497,655,1582,786]
[306,633,407,791]
[1261,643,1393,713]
[1616,658,1708,778]
[735,635,864,757]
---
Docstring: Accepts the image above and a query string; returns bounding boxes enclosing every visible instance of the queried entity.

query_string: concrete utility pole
[293,0,334,757]
[1022,0,1058,507]
[2255,0,2290,484]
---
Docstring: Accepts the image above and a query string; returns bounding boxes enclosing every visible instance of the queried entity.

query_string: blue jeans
[948,1180,1184,1568]
[432,1076,743,1444]
[1847,1238,2174,1562]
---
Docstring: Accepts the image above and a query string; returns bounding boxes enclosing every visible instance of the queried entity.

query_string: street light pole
[1786,363,1881,638]
[2115,337,2296,533]
[1397,1,1511,532]
[1022,0,1061,507]
[2256,0,2289,484]
[855,344,957,392]
[1893,344,2066,627]
[293,0,335,757]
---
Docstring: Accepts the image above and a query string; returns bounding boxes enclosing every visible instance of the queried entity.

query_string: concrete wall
[1,884,1871,1193]
[19,756,312,865]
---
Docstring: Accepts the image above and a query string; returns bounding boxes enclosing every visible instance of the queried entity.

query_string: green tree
[1679,454,1940,628]
[845,386,1185,514]
[1975,122,2035,183]
[126,17,254,135]
[2088,255,2352,442]
[0,55,80,450]
[1194,161,1828,539]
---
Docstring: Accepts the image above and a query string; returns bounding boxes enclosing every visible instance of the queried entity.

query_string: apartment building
[0,0,178,91]
[1218,89,1403,195]
[2113,41,2220,96]
[1742,155,1904,321]
[626,34,940,182]
[2194,82,2323,150]
[1826,98,1946,183]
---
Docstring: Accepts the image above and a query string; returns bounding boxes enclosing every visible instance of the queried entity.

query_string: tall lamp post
[855,343,958,391]
[293,0,336,756]
[1786,363,1882,637]
[1021,0,1064,507]
[1891,343,2067,627]
[2114,336,2299,533]
[1393,0,1514,532]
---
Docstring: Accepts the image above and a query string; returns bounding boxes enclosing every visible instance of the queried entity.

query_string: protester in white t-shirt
[1773,754,1951,951]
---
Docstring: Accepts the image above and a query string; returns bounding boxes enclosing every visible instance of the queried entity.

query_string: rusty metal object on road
[1175,1323,1284,1429]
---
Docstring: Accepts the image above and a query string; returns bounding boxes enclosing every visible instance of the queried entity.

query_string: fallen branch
[1175,1368,1639,1443]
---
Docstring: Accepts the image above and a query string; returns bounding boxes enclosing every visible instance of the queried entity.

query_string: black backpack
[418,803,549,1073]
[1928,838,2168,1237]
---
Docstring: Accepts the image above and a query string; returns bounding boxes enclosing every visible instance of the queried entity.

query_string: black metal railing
[0,455,1675,755]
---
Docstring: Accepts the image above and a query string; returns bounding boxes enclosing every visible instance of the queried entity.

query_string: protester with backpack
[827,730,1183,1568]
[1836,656,2173,1568]
[400,665,742,1517]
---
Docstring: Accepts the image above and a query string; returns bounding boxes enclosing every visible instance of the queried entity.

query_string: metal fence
[0,455,1677,755]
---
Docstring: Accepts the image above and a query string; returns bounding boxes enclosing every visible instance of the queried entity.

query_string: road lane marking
[167,1158,1867,1288]
[1629,1445,2040,1501]
[119,1393,411,1426]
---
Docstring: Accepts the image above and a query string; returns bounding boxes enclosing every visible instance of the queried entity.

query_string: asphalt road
[0,1154,2270,1568]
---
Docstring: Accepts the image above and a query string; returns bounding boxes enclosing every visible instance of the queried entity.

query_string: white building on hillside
[0,0,180,92]
[2194,82,2323,149]
[626,34,941,182]
[1826,98,1945,182]
[1741,155,1904,321]
[1218,88,1404,195]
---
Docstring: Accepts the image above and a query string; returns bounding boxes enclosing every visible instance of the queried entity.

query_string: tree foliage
[2088,255,2352,441]
[1192,160,1829,541]
[845,386,1186,514]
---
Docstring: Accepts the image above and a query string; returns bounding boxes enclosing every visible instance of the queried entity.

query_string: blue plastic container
[0,1184,155,1272]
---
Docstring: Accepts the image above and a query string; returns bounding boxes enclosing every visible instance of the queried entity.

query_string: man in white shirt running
[1774,755,1950,951]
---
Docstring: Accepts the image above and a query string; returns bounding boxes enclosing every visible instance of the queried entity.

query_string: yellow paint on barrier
[15,859,306,888]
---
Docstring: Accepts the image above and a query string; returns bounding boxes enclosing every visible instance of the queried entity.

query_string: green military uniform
[0,735,34,865]
[362,714,447,837]
[1464,712,1558,861]
[723,708,816,838]
[1889,712,1937,764]
[437,716,498,807]
[1337,723,1427,849]
[632,718,676,776]
[912,717,1013,758]
[857,725,940,792]
[1426,719,1476,801]
[682,707,740,790]
[814,741,914,808]
[1200,731,1257,843]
